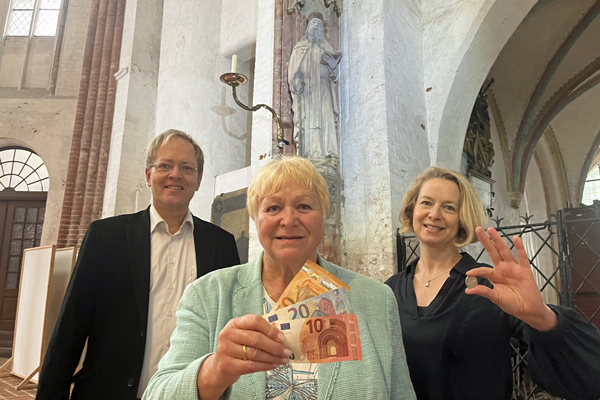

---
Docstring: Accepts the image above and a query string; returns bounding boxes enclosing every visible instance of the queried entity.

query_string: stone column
[338,0,429,280]
[248,0,276,262]
[103,0,163,219]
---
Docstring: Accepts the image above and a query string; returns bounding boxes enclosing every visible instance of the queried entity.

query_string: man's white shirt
[137,205,197,397]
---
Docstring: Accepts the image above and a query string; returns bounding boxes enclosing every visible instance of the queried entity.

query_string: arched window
[0,148,49,192]
[582,163,600,205]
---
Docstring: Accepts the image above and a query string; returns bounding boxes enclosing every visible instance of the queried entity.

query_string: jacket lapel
[192,218,215,278]
[125,208,151,332]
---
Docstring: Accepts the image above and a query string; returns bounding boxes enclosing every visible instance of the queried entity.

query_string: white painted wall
[154,0,250,223]
[220,0,258,61]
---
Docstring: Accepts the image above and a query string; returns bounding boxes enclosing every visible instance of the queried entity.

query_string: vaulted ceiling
[487,0,600,204]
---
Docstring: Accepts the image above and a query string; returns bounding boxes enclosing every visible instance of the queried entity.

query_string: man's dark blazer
[36,207,240,400]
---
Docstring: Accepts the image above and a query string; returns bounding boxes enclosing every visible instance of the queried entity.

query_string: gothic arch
[433,0,537,170]
[511,1,600,194]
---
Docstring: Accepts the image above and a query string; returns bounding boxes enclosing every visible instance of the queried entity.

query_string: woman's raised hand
[197,314,291,400]
[465,227,557,332]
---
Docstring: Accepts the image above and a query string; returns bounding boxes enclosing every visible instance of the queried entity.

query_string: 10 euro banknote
[273,314,363,364]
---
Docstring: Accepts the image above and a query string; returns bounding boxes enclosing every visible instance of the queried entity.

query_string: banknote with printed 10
[274,313,362,364]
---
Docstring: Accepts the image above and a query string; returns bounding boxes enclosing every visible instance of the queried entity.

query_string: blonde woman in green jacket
[143,156,416,400]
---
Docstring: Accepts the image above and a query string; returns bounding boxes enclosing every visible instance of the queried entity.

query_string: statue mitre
[289,0,343,22]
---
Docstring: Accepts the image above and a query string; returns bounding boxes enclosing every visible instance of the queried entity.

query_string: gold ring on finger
[242,344,248,361]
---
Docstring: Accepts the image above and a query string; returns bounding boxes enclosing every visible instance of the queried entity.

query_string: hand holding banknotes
[197,315,291,399]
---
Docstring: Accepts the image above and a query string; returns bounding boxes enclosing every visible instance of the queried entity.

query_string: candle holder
[220,72,289,149]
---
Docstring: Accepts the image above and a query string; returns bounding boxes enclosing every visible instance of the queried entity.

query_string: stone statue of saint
[288,15,342,159]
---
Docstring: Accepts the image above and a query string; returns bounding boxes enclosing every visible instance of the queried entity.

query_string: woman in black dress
[385,166,600,400]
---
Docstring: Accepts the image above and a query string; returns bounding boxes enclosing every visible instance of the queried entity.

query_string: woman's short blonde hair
[247,156,330,220]
[399,166,486,248]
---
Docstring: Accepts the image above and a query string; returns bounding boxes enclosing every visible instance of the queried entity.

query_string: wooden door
[0,199,46,331]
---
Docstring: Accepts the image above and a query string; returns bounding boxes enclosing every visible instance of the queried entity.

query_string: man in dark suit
[36,130,240,400]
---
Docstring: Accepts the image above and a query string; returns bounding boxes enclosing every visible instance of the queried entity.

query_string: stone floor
[0,358,37,399]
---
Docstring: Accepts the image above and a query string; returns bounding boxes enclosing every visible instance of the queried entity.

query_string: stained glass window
[0,148,49,192]
[581,163,600,205]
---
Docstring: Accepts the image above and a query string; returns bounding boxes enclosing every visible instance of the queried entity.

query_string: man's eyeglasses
[150,163,199,176]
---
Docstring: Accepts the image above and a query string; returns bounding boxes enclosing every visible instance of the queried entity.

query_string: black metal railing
[557,202,600,325]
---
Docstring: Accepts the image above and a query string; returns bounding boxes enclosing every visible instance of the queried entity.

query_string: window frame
[6,0,35,37]
[582,163,600,205]
[1,0,63,90]
[5,0,61,38]
[0,146,49,192]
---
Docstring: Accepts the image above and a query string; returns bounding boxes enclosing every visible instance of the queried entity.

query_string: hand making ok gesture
[465,227,558,332]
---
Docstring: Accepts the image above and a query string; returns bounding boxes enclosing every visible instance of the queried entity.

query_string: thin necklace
[420,267,453,288]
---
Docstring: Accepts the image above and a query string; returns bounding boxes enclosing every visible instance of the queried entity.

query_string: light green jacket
[143,254,416,400]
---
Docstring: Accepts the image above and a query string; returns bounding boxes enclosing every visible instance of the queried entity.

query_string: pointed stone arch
[432,0,538,170]
[509,2,600,198]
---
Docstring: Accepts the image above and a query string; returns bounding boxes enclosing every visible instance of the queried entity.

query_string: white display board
[43,247,76,369]
[12,245,55,384]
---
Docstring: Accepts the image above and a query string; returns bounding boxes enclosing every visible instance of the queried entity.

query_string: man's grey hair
[146,129,204,176]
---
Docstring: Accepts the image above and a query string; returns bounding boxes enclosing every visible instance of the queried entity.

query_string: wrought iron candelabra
[219,72,288,149]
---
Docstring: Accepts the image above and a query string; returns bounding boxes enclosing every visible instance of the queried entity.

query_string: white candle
[231,54,238,73]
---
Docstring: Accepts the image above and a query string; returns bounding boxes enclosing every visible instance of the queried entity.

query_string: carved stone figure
[464,82,495,177]
[288,15,342,159]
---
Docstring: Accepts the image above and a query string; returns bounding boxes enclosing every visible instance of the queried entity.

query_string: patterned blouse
[263,289,318,400]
